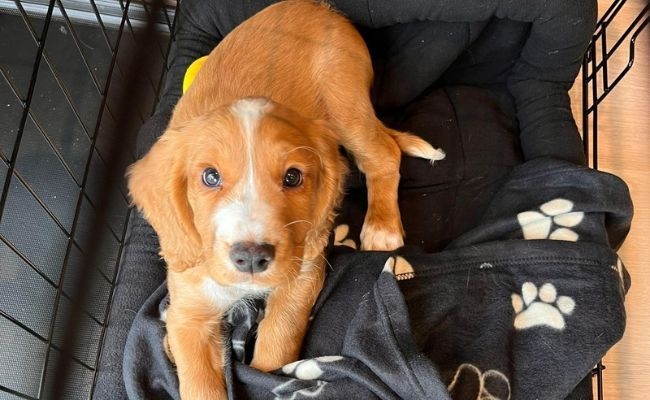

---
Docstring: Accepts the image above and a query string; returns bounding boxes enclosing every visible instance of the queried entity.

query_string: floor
[568,0,650,398]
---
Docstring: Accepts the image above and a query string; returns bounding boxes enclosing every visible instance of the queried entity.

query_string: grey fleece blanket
[123,158,631,399]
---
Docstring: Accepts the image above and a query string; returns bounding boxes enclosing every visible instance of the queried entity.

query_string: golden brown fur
[127,1,443,398]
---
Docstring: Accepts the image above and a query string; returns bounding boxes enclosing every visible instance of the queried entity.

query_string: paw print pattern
[333,224,357,249]
[447,363,511,400]
[517,198,584,241]
[511,282,575,331]
[272,380,327,400]
[273,356,343,399]
[382,256,416,281]
[281,356,343,380]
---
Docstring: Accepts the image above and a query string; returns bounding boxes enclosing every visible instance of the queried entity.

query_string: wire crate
[0,0,647,398]
[0,0,176,398]
[581,0,648,397]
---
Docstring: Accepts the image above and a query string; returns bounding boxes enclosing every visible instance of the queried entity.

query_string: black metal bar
[603,5,648,67]
[0,234,115,325]
[601,25,609,93]
[138,0,168,58]
[0,234,59,288]
[0,308,49,343]
[54,0,104,94]
[597,0,627,32]
[88,206,133,397]
[58,291,107,327]
[605,15,650,93]
[153,0,179,111]
[582,45,591,160]
[121,0,163,100]
[75,194,124,243]
[80,149,133,210]
[0,197,120,291]
[593,361,606,399]
[584,4,647,82]
[590,30,599,170]
[0,0,56,224]
[0,384,37,400]
[25,101,85,185]
[3,168,72,235]
[585,6,649,112]
[11,0,40,44]
[118,0,135,36]
[3,55,93,189]
[87,0,115,52]
[0,309,99,371]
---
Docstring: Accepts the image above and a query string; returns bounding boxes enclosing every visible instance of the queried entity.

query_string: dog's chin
[207,260,297,290]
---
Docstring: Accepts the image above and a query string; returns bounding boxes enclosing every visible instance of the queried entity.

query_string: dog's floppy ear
[304,121,347,259]
[127,130,202,272]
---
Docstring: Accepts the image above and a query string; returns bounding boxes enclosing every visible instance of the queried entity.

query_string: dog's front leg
[166,303,227,400]
[251,264,325,372]
[360,166,404,251]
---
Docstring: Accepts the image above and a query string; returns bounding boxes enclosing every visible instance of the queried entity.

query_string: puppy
[128,1,444,398]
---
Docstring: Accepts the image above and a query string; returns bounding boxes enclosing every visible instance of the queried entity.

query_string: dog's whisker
[289,257,306,266]
[283,220,314,228]
[318,253,334,272]
[286,146,324,168]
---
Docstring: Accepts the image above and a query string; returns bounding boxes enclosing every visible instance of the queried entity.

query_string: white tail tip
[390,131,445,165]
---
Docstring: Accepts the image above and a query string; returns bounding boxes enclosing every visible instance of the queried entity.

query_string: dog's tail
[387,129,446,165]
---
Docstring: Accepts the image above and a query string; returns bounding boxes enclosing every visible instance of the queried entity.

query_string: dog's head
[128,97,346,288]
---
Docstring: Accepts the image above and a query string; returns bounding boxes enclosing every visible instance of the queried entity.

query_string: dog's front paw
[360,221,404,251]
[250,352,287,373]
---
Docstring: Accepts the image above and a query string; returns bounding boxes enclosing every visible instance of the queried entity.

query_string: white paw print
[447,363,511,400]
[517,198,584,241]
[333,224,357,249]
[281,356,343,380]
[273,356,343,400]
[511,282,575,331]
[382,256,416,281]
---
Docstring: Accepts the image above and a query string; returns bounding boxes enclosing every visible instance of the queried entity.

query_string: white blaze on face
[213,98,274,244]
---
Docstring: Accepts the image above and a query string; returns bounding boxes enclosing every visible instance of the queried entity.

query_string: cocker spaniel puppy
[128,1,444,398]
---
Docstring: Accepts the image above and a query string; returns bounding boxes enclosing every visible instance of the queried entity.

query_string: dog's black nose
[229,242,275,273]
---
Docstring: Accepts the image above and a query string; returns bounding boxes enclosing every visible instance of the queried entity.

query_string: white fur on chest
[201,278,269,309]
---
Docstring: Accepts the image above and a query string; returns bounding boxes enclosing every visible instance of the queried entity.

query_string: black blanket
[122,158,632,400]
[92,0,634,399]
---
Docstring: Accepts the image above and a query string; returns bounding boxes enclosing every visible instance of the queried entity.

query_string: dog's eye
[283,168,303,188]
[202,168,222,187]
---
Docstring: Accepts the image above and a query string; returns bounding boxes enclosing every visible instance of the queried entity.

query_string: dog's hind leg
[315,27,443,250]
[322,88,443,251]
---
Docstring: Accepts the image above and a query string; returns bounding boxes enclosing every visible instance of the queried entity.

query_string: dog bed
[93,0,633,399]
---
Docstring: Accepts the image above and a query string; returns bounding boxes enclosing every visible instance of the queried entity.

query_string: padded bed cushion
[92,1,633,399]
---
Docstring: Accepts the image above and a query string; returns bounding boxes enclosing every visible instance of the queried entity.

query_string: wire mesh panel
[582,0,649,169]
[581,0,649,398]
[0,0,176,398]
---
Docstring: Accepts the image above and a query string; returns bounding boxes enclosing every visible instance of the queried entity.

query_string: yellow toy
[182,56,208,94]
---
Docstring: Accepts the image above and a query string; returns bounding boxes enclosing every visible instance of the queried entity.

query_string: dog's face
[128,98,346,288]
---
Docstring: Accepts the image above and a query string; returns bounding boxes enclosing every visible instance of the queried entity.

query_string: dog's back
[170,0,444,251]
[172,0,371,125]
